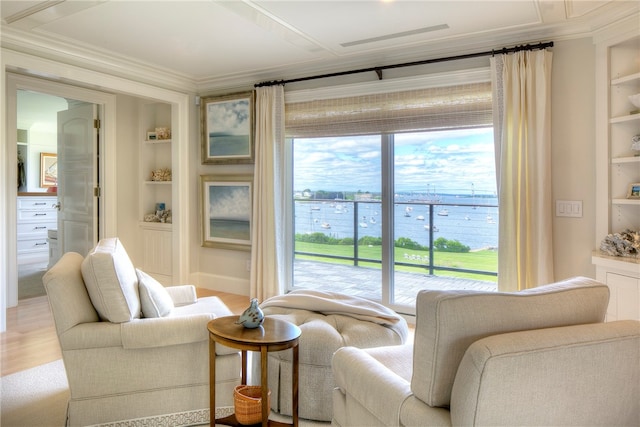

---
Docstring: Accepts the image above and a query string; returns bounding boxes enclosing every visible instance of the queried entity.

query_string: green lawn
[295,242,497,282]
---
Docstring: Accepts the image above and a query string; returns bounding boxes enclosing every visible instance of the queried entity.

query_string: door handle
[53,202,61,211]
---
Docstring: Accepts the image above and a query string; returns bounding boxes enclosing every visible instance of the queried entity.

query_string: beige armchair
[43,238,241,426]
[332,277,640,426]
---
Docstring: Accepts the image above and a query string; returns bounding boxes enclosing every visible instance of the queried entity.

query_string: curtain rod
[254,41,553,88]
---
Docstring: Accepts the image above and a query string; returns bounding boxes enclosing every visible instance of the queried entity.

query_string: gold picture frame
[40,152,57,188]
[200,174,253,251]
[200,91,255,164]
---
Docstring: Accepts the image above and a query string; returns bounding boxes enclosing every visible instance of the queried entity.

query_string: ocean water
[209,134,251,157]
[210,219,251,241]
[295,195,499,251]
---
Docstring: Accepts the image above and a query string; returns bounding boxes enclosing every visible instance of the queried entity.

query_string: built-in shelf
[610,113,640,124]
[612,198,640,205]
[612,156,640,164]
[138,101,174,284]
[611,72,640,85]
[594,26,640,322]
[138,221,172,230]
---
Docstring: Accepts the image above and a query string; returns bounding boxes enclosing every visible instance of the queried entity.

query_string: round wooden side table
[208,316,301,427]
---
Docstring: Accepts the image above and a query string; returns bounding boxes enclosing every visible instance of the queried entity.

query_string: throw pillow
[136,268,174,318]
[81,237,141,323]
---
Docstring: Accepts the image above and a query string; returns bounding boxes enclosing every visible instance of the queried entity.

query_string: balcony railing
[294,199,498,280]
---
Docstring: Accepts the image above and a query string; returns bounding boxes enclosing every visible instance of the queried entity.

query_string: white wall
[550,37,597,281]
[191,93,253,294]
[114,94,142,266]
[23,128,56,192]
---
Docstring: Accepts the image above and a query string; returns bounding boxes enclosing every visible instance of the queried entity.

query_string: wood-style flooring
[0,289,249,377]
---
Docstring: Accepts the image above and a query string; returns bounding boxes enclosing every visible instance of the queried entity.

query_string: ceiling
[1,1,638,91]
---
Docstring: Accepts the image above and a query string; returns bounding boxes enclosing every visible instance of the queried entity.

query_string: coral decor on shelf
[600,229,640,258]
[150,168,171,182]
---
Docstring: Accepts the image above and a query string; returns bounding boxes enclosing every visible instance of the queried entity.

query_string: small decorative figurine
[631,134,640,156]
[150,168,172,182]
[236,298,264,329]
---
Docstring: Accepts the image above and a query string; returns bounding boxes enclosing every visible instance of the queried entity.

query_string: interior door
[57,104,98,256]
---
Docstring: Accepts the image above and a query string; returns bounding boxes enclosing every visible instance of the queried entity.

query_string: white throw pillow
[81,238,141,323]
[136,268,174,318]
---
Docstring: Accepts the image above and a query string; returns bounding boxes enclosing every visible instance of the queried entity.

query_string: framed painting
[201,174,253,251]
[201,91,255,164]
[40,152,57,187]
[627,182,640,199]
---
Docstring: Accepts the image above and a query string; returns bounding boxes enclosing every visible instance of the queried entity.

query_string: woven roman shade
[285,82,492,138]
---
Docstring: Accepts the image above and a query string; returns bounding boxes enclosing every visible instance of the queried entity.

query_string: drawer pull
[34,226,47,229]
[34,213,47,216]
[35,242,47,246]
[34,202,47,205]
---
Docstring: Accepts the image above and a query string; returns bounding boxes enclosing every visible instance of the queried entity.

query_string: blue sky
[293,127,497,196]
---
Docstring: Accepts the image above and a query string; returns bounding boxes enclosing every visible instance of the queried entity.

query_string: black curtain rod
[254,41,553,88]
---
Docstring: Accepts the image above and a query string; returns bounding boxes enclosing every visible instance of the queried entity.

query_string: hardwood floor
[0,289,249,377]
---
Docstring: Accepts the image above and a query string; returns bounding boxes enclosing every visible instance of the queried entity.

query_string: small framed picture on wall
[40,152,57,188]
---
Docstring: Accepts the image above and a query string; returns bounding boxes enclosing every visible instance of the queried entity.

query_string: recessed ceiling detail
[1,0,638,90]
[341,24,450,48]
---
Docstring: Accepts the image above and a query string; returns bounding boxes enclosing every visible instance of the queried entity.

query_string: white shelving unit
[138,101,174,284]
[593,27,640,321]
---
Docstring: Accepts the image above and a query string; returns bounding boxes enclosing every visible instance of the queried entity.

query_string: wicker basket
[233,385,271,425]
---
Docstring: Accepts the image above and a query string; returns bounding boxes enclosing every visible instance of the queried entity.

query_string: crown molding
[2,3,638,95]
[592,12,640,45]
[0,26,197,94]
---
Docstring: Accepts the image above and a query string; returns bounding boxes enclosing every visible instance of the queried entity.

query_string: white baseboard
[191,271,250,296]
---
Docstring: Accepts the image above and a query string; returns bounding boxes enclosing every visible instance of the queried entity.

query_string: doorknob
[53,202,61,211]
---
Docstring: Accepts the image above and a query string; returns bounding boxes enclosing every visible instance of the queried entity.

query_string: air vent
[341,24,449,48]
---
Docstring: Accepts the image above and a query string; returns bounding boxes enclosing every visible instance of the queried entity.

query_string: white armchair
[43,238,241,426]
[332,277,640,426]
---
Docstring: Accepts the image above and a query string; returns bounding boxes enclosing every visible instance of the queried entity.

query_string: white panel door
[57,104,98,256]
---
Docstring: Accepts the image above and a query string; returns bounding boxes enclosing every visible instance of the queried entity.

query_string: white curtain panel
[491,50,554,291]
[250,86,286,300]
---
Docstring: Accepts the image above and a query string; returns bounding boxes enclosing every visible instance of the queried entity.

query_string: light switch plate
[556,200,583,217]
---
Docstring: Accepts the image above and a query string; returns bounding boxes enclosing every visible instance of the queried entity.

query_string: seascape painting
[201,92,254,164]
[201,175,252,250]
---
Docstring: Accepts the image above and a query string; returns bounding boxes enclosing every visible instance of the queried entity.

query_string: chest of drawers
[17,196,58,265]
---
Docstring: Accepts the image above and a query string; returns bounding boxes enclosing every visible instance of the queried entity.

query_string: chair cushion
[137,268,174,318]
[411,276,609,408]
[81,238,141,323]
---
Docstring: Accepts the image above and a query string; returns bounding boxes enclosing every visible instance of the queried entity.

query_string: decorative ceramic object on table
[236,298,265,329]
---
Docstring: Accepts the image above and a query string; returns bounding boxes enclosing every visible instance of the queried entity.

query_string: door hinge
[94,187,101,197]
[94,119,101,129]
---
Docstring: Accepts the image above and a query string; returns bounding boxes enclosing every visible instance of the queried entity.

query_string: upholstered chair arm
[333,346,412,426]
[451,320,640,426]
[165,285,198,306]
[121,313,216,349]
[58,322,122,350]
